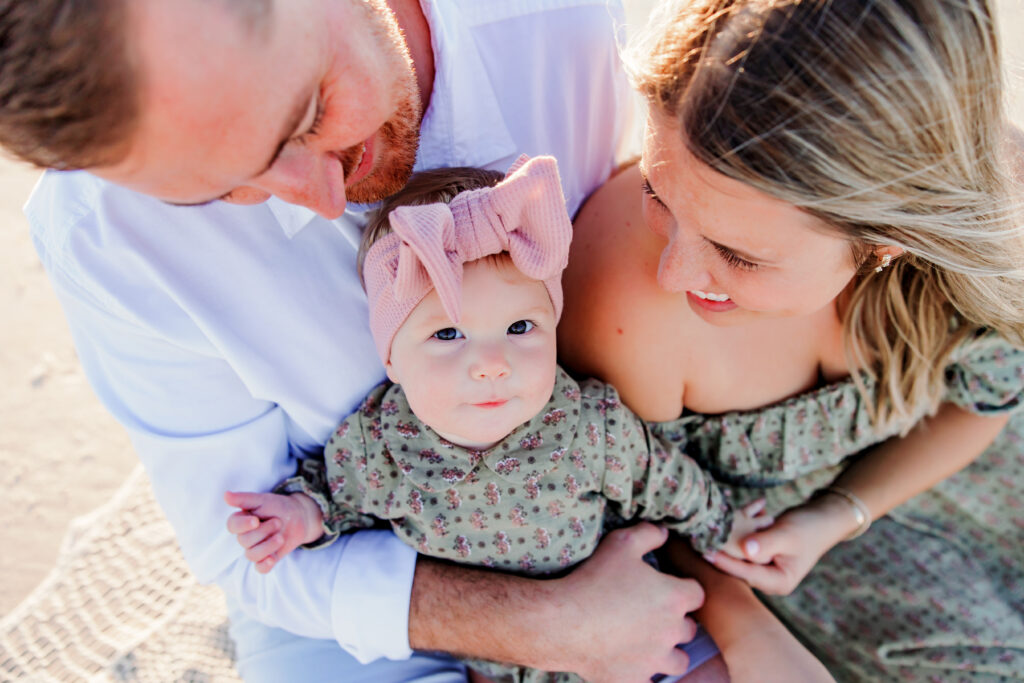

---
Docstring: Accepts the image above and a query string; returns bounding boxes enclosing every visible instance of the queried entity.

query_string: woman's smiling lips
[687,289,738,313]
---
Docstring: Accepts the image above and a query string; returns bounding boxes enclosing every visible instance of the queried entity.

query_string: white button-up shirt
[27,0,630,664]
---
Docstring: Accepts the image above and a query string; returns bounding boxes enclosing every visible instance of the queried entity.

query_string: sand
[1,0,1022,621]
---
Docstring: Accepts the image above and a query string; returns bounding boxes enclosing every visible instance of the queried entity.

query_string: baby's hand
[224,491,324,573]
[719,498,774,560]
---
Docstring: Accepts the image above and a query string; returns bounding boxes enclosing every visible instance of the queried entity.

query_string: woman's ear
[872,245,905,271]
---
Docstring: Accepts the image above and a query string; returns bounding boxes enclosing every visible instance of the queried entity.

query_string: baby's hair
[357,166,506,286]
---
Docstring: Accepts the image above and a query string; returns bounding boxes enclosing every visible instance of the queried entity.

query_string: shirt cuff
[331,529,418,663]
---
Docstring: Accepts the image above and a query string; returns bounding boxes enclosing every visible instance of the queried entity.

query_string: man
[3,0,706,680]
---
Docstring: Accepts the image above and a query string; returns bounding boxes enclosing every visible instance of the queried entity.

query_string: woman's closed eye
[507,320,534,335]
[641,177,668,209]
[711,242,759,271]
[432,327,464,341]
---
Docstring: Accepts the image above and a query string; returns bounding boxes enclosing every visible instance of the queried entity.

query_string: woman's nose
[252,147,349,219]
[656,230,712,294]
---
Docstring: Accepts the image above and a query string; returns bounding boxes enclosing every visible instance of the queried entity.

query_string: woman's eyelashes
[641,177,667,209]
[711,242,759,271]
[643,176,759,272]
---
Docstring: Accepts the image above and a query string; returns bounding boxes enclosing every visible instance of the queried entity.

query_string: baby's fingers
[224,490,272,511]
[226,510,260,535]
[235,518,282,550]
[244,529,286,565]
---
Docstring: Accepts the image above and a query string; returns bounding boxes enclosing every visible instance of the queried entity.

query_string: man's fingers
[656,646,693,680]
[610,522,670,556]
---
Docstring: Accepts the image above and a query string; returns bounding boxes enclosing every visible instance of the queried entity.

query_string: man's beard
[340,0,422,205]
[339,86,420,205]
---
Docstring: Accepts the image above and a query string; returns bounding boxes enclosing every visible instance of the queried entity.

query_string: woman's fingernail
[745,539,760,556]
[702,552,717,564]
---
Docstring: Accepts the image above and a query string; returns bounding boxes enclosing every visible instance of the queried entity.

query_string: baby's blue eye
[432,328,463,341]
[508,320,534,335]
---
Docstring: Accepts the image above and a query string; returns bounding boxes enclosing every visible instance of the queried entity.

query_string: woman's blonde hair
[628,0,1024,431]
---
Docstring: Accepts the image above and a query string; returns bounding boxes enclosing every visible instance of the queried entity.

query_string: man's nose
[657,230,712,294]
[470,345,511,380]
[254,148,348,219]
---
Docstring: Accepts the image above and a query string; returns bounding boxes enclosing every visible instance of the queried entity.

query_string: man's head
[0,0,421,217]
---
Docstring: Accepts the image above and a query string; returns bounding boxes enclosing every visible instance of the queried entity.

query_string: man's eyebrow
[258,85,316,175]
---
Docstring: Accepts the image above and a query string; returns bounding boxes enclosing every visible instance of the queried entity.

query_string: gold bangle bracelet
[824,485,872,540]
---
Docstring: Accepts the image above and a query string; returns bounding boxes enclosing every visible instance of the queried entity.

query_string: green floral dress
[650,330,1024,682]
[283,367,733,683]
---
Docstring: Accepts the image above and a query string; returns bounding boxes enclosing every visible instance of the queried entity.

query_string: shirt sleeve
[591,382,734,554]
[276,414,383,549]
[944,329,1024,415]
[30,207,417,664]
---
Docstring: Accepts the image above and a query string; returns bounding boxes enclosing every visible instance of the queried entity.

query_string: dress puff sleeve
[943,329,1024,415]
[586,380,734,554]
[275,386,387,549]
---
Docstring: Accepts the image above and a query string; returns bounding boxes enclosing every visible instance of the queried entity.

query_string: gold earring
[874,253,893,273]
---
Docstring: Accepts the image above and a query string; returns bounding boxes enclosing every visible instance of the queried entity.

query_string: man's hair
[357,167,506,286]
[0,0,134,168]
[0,0,271,170]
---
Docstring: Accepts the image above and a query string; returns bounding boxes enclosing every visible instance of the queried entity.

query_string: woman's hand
[703,494,859,595]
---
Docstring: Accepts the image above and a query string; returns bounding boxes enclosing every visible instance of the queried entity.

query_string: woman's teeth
[692,290,731,302]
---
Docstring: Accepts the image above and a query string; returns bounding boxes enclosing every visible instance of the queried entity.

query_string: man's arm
[411,523,706,683]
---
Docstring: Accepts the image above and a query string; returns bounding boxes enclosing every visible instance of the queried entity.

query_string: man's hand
[224,491,324,573]
[410,522,706,683]
[556,523,706,682]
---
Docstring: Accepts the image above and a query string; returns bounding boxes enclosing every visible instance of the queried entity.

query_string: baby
[225,156,766,682]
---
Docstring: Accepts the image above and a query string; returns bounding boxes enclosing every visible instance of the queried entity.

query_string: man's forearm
[409,557,562,666]
[409,524,709,683]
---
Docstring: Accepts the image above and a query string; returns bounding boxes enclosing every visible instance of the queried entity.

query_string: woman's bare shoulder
[559,164,688,421]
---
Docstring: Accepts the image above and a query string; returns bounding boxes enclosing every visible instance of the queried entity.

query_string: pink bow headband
[363,155,572,363]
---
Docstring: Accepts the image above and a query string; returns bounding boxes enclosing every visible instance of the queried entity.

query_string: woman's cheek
[642,200,670,238]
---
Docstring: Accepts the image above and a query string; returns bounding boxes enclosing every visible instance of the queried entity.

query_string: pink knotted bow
[363,155,572,362]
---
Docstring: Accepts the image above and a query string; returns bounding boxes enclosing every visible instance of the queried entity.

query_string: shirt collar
[270,0,517,239]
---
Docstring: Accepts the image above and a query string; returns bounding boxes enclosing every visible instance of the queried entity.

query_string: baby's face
[387,256,558,449]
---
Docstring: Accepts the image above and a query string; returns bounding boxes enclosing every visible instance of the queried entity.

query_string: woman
[560,0,1024,679]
